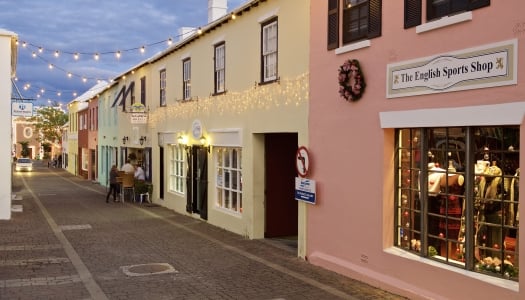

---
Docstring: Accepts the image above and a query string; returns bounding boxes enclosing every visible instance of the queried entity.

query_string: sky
[0,0,246,106]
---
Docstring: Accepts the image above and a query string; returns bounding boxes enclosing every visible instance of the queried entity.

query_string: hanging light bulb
[57,92,61,96]
[22,41,27,47]
[140,45,145,53]
[67,72,72,78]
[82,77,87,83]
[73,53,79,60]
[54,50,59,57]
[48,63,54,69]
[94,53,99,60]
[38,47,43,53]
[40,88,45,94]
[197,27,202,34]
[115,50,121,59]
[32,52,37,58]
[167,38,173,45]
[73,92,77,97]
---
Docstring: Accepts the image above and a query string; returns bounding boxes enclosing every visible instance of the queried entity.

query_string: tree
[19,141,30,157]
[28,106,68,144]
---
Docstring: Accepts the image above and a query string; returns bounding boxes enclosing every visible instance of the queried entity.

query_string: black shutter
[327,0,339,50]
[469,0,490,10]
[368,0,382,39]
[404,0,421,29]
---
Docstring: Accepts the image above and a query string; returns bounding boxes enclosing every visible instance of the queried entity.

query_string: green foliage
[19,141,30,157]
[28,106,68,144]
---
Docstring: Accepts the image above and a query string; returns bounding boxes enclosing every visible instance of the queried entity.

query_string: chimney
[208,0,227,23]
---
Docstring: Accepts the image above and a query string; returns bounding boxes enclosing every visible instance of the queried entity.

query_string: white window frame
[214,43,225,94]
[183,59,191,100]
[262,19,278,82]
[215,147,242,213]
[168,144,186,194]
[160,69,166,107]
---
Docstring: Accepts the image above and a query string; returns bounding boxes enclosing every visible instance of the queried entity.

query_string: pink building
[309,1,523,299]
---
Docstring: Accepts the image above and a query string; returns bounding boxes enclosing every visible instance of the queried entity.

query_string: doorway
[186,146,208,220]
[264,133,298,239]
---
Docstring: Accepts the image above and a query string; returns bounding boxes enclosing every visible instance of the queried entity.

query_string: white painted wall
[0,29,17,220]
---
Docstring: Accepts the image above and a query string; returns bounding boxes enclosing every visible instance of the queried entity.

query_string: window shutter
[368,0,382,39]
[327,0,339,50]
[404,0,421,29]
[469,0,490,10]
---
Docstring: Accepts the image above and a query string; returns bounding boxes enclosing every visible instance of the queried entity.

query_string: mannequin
[438,161,464,241]
[477,161,503,258]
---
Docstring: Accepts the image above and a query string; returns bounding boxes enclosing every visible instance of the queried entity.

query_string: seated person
[134,164,145,181]
[121,159,135,173]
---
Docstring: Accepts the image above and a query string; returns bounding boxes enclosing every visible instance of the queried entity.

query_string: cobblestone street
[1,163,407,300]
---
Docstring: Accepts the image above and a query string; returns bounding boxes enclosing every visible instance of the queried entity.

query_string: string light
[149,73,309,125]
[15,25,211,104]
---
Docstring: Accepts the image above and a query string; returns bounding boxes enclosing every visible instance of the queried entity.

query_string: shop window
[169,144,186,194]
[327,0,382,50]
[404,0,490,28]
[215,147,243,213]
[395,126,519,281]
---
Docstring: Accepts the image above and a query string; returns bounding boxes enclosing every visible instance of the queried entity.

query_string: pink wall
[309,1,524,299]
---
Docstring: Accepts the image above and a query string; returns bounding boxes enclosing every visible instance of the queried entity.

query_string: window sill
[335,40,371,55]
[416,11,472,34]
[384,247,519,291]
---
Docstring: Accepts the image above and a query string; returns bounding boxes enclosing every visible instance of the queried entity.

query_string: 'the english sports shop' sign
[387,39,517,98]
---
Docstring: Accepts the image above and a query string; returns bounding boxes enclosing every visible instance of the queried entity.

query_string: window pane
[395,126,519,281]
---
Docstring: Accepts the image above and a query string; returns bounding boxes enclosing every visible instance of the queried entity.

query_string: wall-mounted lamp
[122,136,129,144]
[199,135,207,146]
[200,136,210,153]
[139,136,147,145]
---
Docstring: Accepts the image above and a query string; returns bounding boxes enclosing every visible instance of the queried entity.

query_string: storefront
[309,1,523,298]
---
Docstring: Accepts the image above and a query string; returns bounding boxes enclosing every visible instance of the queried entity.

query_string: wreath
[338,59,366,101]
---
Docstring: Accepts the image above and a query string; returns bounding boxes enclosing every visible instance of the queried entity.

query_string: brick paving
[1,162,408,300]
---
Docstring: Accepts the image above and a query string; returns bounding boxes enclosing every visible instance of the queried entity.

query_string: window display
[395,126,519,281]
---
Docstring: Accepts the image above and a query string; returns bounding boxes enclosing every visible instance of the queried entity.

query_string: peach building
[309,1,523,299]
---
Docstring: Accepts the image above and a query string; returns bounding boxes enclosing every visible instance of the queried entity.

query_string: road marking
[20,176,109,300]
[0,275,82,288]
[59,224,92,231]
[0,244,62,251]
[0,257,70,266]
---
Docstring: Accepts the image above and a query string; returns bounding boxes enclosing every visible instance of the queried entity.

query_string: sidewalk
[2,164,408,300]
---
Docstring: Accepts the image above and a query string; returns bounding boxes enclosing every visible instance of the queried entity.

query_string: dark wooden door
[265,133,298,238]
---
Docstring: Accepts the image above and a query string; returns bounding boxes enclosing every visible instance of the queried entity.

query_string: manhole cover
[121,263,177,277]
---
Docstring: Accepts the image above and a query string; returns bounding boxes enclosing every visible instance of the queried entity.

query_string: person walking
[106,165,119,203]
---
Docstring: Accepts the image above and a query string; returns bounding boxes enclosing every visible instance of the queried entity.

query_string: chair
[121,173,135,202]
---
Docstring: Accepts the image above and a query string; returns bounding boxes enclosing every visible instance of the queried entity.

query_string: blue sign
[295,177,316,204]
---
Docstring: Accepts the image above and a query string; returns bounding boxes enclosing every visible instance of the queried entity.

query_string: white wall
[0,29,17,220]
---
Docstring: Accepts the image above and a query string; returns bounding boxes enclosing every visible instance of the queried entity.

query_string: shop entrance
[186,145,208,220]
[264,133,298,238]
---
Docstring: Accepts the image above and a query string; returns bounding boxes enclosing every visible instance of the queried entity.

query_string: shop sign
[130,113,147,124]
[130,103,147,124]
[295,177,316,204]
[387,39,517,98]
[12,102,33,117]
